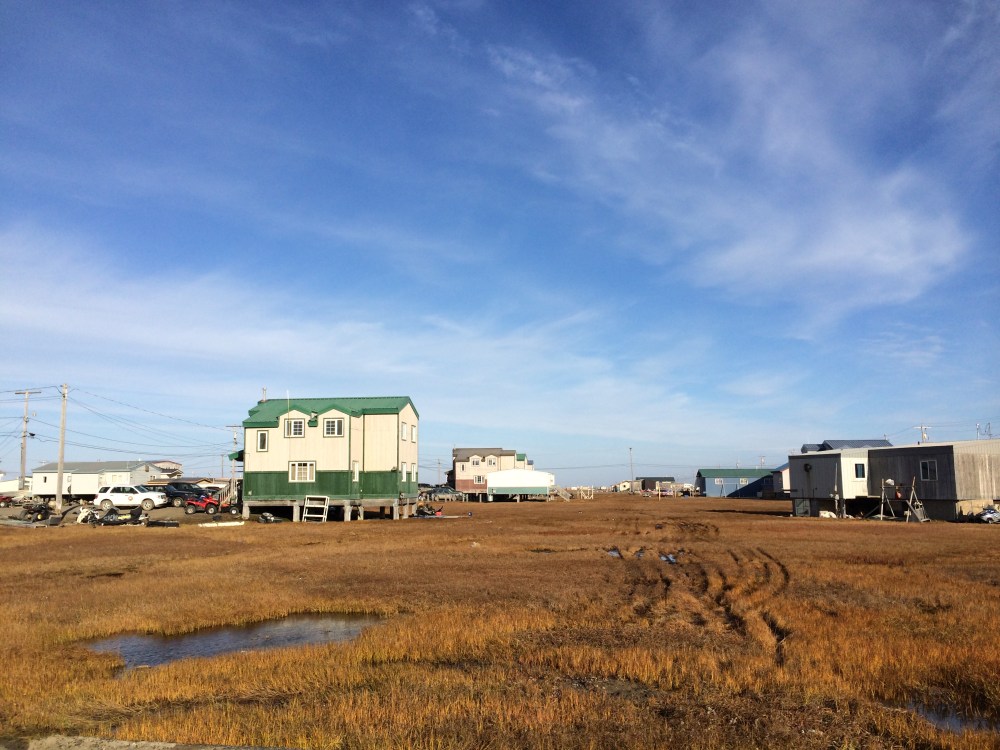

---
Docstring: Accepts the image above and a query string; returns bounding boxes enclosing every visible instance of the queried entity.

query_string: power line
[29,417,231,451]
[72,388,229,431]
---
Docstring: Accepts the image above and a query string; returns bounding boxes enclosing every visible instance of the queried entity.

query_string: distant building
[800,439,892,453]
[450,448,532,498]
[149,459,183,476]
[790,439,1000,519]
[695,468,773,498]
[634,476,675,492]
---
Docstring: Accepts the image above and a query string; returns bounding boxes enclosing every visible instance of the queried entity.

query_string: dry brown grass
[1,496,999,749]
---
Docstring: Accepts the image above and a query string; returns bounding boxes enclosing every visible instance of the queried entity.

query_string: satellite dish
[803,463,812,472]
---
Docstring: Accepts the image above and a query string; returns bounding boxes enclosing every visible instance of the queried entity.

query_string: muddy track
[607,540,793,666]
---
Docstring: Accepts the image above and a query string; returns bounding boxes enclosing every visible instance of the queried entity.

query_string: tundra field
[1,496,999,750]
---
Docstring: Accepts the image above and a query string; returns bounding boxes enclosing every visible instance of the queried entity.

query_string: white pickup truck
[93,485,168,511]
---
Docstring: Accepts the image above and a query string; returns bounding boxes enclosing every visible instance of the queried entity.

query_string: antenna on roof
[262,386,267,402]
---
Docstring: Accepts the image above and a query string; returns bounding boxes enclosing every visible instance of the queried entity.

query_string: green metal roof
[696,468,773,479]
[243,396,418,428]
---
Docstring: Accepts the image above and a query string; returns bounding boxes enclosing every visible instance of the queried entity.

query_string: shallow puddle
[88,613,382,670]
[908,703,999,734]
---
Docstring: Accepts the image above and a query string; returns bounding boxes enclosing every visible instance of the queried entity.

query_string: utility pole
[226,425,241,483]
[55,384,68,510]
[16,389,41,492]
[628,447,634,494]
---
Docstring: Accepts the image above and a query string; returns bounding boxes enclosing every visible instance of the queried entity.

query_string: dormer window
[284,418,305,437]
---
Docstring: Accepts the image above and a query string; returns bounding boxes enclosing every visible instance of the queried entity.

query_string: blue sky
[2,1,998,486]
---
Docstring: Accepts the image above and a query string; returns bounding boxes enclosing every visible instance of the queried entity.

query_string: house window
[473,475,485,484]
[401,422,408,441]
[472,458,480,467]
[855,463,865,479]
[352,461,360,482]
[257,431,268,452]
[411,425,417,443]
[323,418,344,437]
[487,457,496,467]
[289,462,315,482]
[714,478,724,485]
[284,418,305,438]
[739,478,749,486]
[401,462,408,482]
[920,460,938,481]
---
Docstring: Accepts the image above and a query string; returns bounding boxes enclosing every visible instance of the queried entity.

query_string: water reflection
[908,702,1000,734]
[89,613,381,670]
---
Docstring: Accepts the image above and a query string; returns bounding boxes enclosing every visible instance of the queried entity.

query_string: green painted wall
[245,470,417,501]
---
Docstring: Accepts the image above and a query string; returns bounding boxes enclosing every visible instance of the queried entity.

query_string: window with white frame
[289,461,315,482]
[487,457,496,466]
[739,478,749,486]
[472,458,480,466]
[352,460,360,482]
[401,422,408,441]
[411,425,416,443]
[473,475,485,484]
[714,478,724,485]
[257,430,268,452]
[401,462,408,482]
[323,418,344,437]
[855,463,865,479]
[284,418,305,438]
[459,463,466,473]
[920,460,938,481]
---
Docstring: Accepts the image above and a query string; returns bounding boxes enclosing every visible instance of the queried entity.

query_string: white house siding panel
[350,415,364,470]
[363,413,400,471]
[246,409,353,474]
[838,449,872,499]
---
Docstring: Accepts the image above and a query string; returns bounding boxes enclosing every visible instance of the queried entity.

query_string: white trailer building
[486,468,555,502]
[31,460,169,501]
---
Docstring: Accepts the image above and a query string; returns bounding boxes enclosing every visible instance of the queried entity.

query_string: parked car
[93,485,168,512]
[147,483,204,507]
[172,482,219,497]
[975,507,1000,524]
[424,486,466,502]
[0,495,19,508]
